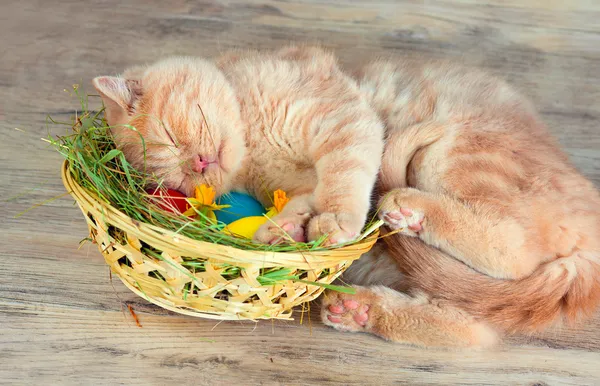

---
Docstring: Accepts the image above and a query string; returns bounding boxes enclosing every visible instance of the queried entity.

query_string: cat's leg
[378,187,541,280]
[321,286,497,348]
[253,194,314,244]
[306,134,383,245]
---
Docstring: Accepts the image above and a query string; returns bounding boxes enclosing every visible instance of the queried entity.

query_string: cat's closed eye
[162,125,177,147]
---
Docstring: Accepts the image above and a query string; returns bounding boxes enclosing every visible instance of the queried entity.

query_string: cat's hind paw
[380,207,424,235]
[322,285,499,348]
[321,288,374,332]
[378,189,425,237]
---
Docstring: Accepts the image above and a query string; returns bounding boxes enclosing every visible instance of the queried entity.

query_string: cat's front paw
[253,213,310,245]
[307,212,360,246]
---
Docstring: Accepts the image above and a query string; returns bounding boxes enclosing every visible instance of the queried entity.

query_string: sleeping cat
[321,58,600,347]
[92,46,384,245]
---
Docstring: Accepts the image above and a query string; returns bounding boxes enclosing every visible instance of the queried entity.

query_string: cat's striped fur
[322,58,600,348]
[92,46,384,246]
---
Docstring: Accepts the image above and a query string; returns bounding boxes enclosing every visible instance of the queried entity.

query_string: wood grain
[1,0,599,384]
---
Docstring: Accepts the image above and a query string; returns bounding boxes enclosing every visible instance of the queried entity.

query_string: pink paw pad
[281,223,294,233]
[408,221,423,232]
[353,306,369,326]
[385,211,404,220]
[325,301,370,327]
[343,300,359,310]
[399,207,413,216]
[381,207,424,234]
[328,304,345,314]
[268,222,307,244]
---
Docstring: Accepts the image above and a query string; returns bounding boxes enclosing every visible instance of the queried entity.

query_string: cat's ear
[92,76,141,123]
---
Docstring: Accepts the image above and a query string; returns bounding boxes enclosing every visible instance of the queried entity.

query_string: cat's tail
[386,236,600,333]
[379,123,445,190]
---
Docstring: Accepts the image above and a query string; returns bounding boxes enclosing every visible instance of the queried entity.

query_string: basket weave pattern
[62,161,378,320]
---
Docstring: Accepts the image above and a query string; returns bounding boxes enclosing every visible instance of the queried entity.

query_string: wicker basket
[61,161,378,320]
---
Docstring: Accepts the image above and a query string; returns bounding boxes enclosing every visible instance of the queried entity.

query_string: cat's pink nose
[191,155,209,173]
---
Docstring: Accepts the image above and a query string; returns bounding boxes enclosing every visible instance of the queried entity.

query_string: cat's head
[92,57,246,197]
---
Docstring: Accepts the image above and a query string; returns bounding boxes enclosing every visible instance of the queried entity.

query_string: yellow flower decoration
[273,189,289,212]
[195,185,216,206]
[265,189,290,218]
[182,184,230,219]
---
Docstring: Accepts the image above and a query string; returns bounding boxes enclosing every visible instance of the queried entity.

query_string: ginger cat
[92,47,384,245]
[321,58,600,348]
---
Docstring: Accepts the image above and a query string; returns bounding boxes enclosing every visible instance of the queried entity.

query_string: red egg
[146,188,191,214]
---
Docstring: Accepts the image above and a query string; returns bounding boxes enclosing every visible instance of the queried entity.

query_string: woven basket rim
[61,159,380,320]
[61,160,379,264]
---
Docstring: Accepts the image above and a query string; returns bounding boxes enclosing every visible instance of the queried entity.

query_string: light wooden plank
[2,0,599,384]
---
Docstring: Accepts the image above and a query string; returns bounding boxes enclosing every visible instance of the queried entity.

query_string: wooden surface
[1,1,600,385]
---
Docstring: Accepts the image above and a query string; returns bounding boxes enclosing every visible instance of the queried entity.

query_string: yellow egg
[222,216,268,239]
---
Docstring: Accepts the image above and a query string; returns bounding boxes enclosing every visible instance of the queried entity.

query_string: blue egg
[215,191,266,224]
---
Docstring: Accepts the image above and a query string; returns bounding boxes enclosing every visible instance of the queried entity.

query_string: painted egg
[222,216,268,239]
[215,191,265,224]
[146,188,190,214]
